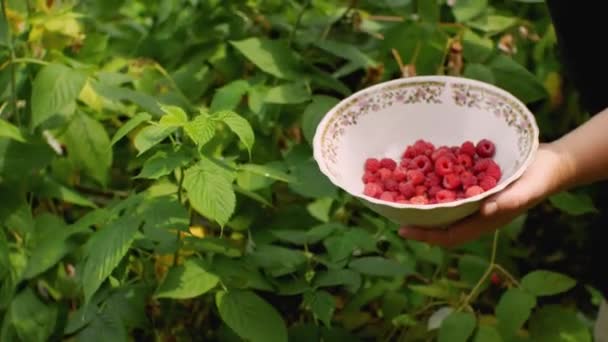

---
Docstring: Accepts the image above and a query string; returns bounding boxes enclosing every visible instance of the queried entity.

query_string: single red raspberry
[398,182,416,199]
[460,141,476,157]
[457,154,473,169]
[465,185,484,198]
[457,191,465,199]
[411,155,433,173]
[380,158,397,171]
[450,146,460,154]
[476,139,496,158]
[380,191,396,202]
[407,170,425,185]
[364,183,383,198]
[431,147,451,161]
[393,167,408,182]
[429,198,438,204]
[485,160,502,181]
[460,171,477,188]
[473,158,491,173]
[453,164,465,175]
[425,173,441,187]
[443,173,461,190]
[434,156,454,176]
[436,189,456,203]
[415,185,428,196]
[362,170,378,184]
[395,194,405,201]
[400,158,411,168]
[378,168,393,182]
[384,178,399,192]
[410,195,429,205]
[428,185,442,198]
[413,140,429,155]
[490,273,501,286]
[365,158,381,172]
[402,146,418,159]
[479,176,497,191]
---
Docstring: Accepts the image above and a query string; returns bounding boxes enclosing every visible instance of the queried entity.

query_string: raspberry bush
[0,0,602,341]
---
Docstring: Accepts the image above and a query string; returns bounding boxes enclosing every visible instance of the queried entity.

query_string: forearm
[551,107,608,191]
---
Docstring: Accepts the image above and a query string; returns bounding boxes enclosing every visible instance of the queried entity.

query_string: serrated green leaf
[34,175,96,208]
[289,159,338,199]
[81,216,142,303]
[31,64,87,128]
[452,0,487,22]
[133,124,176,155]
[462,29,494,63]
[313,269,362,293]
[307,197,333,222]
[348,257,412,277]
[214,110,254,154]
[473,325,502,342]
[272,223,344,246]
[549,191,598,216]
[468,15,518,34]
[230,38,301,80]
[304,290,335,327]
[265,83,311,104]
[323,228,376,263]
[110,112,151,146]
[159,105,188,127]
[314,40,376,73]
[464,63,495,84]
[92,82,163,116]
[521,270,577,296]
[496,288,536,337]
[135,148,191,179]
[239,163,293,182]
[247,244,307,277]
[155,260,219,299]
[302,96,339,145]
[184,113,216,147]
[75,309,127,342]
[408,283,455,300]
[438,311,476,342]
[183,162,236,227]
[529,305,591,342]
[234,185,273,207]
[216,290,288,342]
[488,55,547,103]
[0,139,52,181]
[6,288,58,342]
[0,119,25,142]
[210,80,250,112]
[186,237,242,257]
[418,0,439,22]
[63,112,113,186]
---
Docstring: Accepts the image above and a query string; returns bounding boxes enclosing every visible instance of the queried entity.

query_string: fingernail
[484,201,498,216]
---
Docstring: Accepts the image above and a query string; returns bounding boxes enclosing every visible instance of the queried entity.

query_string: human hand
[398,143,573,248]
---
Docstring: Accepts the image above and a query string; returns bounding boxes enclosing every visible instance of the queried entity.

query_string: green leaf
[265,83,311,104]
[110,113,151,146]
[186,237,242,258]
[184,112,216,147]
[488,55,547,103]
[0,138,52,181]
[239,163,293,183]
[496,288,537,337]
[183,161,236,227]
[155,260,219,299]
[248,244,307,277]
[214,110,254,155]
[458,254,490,288]
[0,119,25,142]
[216,290,288,342]
[210,80,250,112]
[313,269,362,293]
[0,230,8,279]
[31,64,87,128]
[34,175,96,208]
[230,38,301,80]
[307,197,334,222]
[92,82,163,116]
[464,64,495,84]
[521,270,577,296]
[0,6,8,47]
[133,124,176,155]
[473,325,502,342]
[304,290,335,327]
[302,96,339,145]
[462,30,494,63]
[75,309,127,342]
[529,305,591,342]
[6,288,58,342]
[272,223,344,246]
[158,105,188,127]
[348,257,412,277]
[549,191,598,216]
[314,40,376,75]
[452,0,487,22]
[81,215,142,303]
[135,148,191,179]
[289,160,338,199]
[408,282,456,300]
[323,228,376,263]
[468,15,518,34]
[418,0,439,22]
[438,311,477,342]
[63,112,113,186]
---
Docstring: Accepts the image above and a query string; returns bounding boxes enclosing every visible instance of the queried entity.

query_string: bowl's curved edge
[312,75,541,211]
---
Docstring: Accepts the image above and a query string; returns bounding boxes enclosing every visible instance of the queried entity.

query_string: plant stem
[1,0,19,127]
[173,167,185,267]
[288,0,311,47]
[494,264,521,287]
[458,231,500,310]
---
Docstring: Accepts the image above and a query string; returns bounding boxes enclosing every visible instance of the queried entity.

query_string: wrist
[543,140,578,194]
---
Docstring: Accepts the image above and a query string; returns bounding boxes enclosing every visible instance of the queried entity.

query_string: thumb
[480,178,535,216]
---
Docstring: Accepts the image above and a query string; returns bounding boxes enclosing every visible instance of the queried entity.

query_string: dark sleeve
[545,0,608,114]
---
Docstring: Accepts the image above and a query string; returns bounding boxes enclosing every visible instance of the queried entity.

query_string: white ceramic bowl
[312,76,539,228]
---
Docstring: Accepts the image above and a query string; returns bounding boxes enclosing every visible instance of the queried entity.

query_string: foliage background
[0,0,604,341]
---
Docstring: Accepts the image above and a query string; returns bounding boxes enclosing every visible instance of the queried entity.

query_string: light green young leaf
[31,64,87,128]
[438,311,476,342]
[210,80,250,112]
[214,111,254,155]
[230,38,301,80]
[159,105,188,127]
[0,119,25,142]
[110,113,151,146]
[216,290,288,342]
[183,162,236,227]
[155,260,219,299]
[133,124,176,155]
[496,288,537,337]
[452,0,487,22]
[549,191,598,216]
[521,270,577,296]
[265,83,311,104]
[63,112,113,186]
[184,113,216,147]
[303,290,335,327]
[81,216,142,303]
[135,148,190,179]
[302,96,339,145]
[468,15,518,34]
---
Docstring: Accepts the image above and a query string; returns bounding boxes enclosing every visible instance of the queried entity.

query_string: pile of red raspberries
[362,139,502,204]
